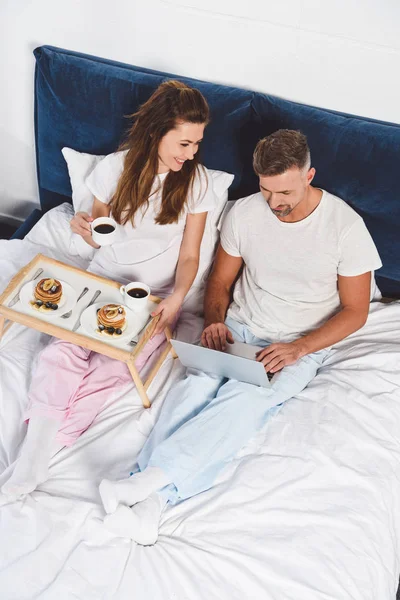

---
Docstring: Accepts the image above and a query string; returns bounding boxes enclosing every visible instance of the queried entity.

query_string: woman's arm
[70,197,110,248]
[174,212,208,299]
[152,211,207,333]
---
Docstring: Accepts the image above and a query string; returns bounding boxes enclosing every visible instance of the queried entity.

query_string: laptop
[171,339,273,388]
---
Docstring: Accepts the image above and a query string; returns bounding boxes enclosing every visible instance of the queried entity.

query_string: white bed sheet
[1,207,400,600]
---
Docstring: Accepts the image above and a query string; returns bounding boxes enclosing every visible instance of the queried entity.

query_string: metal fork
[60,287,89,319]
[72,290,101,332]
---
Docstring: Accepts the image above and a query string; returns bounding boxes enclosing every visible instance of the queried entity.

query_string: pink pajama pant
[25,328,171,447]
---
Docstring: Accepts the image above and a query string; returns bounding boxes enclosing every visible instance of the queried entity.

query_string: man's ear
[306,167,316,186]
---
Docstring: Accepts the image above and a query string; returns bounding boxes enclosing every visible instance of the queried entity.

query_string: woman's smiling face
[157,121,205,174]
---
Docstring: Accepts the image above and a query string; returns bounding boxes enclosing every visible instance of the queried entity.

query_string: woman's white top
[86,150,216,295]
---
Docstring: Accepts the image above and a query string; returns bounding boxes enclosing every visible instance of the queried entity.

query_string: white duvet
[0,205,400,600]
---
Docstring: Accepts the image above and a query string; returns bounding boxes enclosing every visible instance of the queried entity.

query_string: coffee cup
[120,281,151,312]
[91,217,118,246]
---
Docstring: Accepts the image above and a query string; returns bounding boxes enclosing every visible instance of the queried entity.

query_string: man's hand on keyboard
[201,323,234,352]
[256,340,305,373]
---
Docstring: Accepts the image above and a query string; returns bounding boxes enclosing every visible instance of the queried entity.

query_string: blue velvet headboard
[29,45,400,297]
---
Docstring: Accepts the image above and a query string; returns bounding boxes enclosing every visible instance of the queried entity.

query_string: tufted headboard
[28,45,400,297]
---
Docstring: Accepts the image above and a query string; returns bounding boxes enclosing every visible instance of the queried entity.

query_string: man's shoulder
[321,189,362,228]
[229,192,264,215]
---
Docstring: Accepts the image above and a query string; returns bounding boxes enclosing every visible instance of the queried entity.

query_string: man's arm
[201,245,243,350]
[257,272,372,373]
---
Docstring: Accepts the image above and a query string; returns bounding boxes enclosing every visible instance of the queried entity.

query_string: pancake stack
[32,278,63,311]
[97,304,126,336]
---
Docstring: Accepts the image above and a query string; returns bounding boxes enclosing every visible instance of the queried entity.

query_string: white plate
[79,302,150,343]
[19,280,78,318]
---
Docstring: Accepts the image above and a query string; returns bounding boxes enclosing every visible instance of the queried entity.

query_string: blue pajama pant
[136,317,329,503]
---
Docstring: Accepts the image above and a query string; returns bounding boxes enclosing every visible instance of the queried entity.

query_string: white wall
[1,0,399,222]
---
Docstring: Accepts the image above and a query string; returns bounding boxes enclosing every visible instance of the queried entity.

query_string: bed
[1,45,400,600]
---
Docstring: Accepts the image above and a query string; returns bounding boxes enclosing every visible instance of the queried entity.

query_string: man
[98,130,382,544]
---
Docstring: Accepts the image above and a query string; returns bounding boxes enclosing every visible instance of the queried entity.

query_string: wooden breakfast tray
[0,253,176,408]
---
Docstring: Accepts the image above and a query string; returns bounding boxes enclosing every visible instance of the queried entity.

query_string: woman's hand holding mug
[71,213,118,248]
[70,212,93,239]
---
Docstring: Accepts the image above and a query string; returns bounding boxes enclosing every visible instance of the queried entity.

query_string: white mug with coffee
[120,281,151,312]
[91,217,118,246]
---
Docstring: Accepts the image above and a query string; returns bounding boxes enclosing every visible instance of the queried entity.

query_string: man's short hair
[253,129,311,176]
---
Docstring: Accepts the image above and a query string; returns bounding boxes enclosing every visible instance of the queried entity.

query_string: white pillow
[62,148,105,260]
[61,147,234,285]
[62,147,105,214]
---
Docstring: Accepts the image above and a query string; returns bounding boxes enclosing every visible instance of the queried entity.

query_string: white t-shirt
[220,190,382,343]
[86,151,216,295]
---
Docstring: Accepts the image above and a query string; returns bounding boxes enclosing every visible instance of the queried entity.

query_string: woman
[2,80,215,500]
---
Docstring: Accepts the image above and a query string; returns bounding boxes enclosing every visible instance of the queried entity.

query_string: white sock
[104,493,166,545]
[99,467,171,514]
[1,415,61,499]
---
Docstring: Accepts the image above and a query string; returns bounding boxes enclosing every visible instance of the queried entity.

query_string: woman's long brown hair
[110,80,210,226]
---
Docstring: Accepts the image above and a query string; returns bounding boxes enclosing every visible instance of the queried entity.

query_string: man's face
[259,166,315,220]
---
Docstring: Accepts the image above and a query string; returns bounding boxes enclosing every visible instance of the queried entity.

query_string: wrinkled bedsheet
[0,210,400,600]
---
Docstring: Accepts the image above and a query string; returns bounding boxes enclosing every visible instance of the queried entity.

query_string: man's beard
[270,205,292,217]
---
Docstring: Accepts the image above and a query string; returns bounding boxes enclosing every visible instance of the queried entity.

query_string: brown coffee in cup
[93,224,115,234]
[127,288,148,299]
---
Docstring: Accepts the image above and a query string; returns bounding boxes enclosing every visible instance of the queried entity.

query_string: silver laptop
[171,339,273,388]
